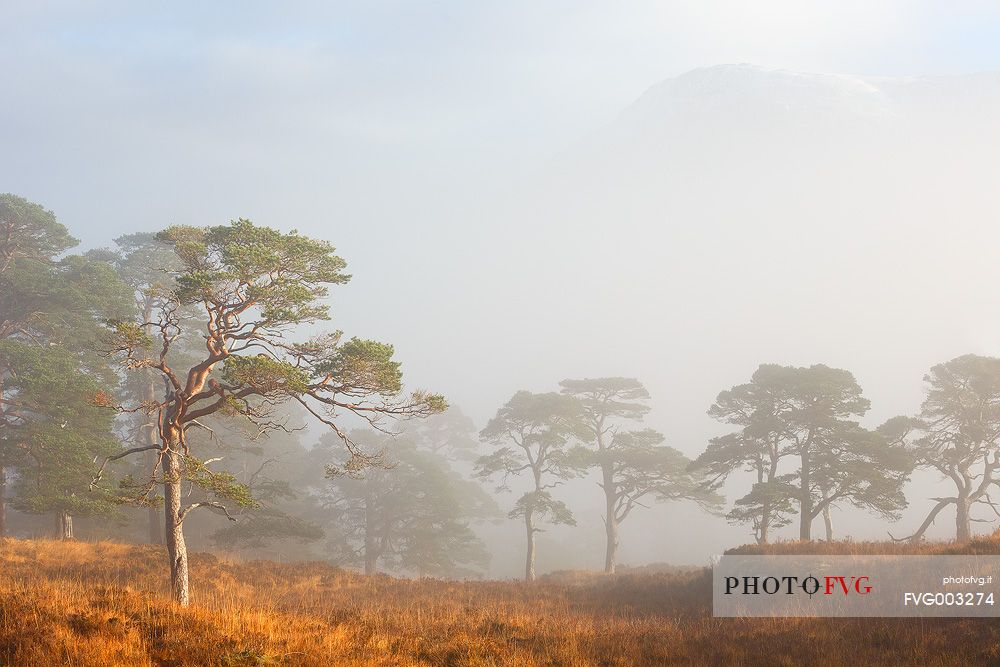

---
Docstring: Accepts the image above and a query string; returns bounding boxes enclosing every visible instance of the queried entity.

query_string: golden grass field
[2,536,1000,666]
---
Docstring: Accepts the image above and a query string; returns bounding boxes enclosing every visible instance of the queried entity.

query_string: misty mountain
[500,63,1000,352]
[616,64,896,134]
[547,64,1000,189]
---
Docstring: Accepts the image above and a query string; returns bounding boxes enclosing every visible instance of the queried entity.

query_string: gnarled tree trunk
[55,512,73,540]
[144,445,162,544]
[757,454,780,545]
[603,465,619,574]
[757,498,771,545]
[799,450,812,541]
[819,482,834,541]
[524,512,536,582]
[822,505,834,541]
[956,492,972,543]
[364,481,376,576]
[142,373,162,545]
[162,448,189,606]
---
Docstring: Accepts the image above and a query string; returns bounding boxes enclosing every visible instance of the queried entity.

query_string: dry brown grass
[1,537,1000,665]
[726,530,1000,556]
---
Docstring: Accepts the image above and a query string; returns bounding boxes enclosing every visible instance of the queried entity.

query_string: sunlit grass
[0,537,999,665]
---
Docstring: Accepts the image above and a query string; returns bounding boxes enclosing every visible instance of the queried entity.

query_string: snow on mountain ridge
[621,64,896,126]
[617,64,1000,132]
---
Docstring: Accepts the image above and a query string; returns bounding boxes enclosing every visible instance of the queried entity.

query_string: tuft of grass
[0,536,999,665]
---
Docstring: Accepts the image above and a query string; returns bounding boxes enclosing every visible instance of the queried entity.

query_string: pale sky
[5,2,1000,240]
[4,2,1000,237]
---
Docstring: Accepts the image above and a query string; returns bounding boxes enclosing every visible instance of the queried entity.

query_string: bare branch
[178,501,238,524]
[91,445,162,490]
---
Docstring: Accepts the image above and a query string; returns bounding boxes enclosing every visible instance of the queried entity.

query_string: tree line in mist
[1,193,996,606]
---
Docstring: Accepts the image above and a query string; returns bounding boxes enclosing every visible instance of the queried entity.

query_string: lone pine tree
[890,355,1000,543]
[477,391,580,581]
[560,378,719,573]
[97,220,443,605]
